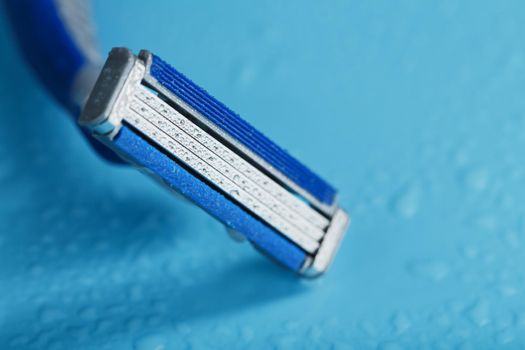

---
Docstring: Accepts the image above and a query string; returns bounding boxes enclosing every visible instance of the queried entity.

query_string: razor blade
[79,48,349,276]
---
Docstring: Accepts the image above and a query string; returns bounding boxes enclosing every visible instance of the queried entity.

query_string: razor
[5,1,349,276]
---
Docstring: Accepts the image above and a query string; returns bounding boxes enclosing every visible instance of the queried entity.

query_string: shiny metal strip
[129,97,325,241]
[129,96,324,240]
[135,86,330,231]
[123,106,320,254]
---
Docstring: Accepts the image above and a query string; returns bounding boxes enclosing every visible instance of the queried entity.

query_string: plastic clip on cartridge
[80,48,349,276]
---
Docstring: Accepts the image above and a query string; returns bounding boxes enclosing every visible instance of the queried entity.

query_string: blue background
[1,1,525,349]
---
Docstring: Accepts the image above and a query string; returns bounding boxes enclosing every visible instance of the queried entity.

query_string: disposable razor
[5,1,349,276]
[77,48,349,276]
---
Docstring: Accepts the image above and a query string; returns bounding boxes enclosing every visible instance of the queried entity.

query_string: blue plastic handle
[4,0,124,163]
[4,0,87,113]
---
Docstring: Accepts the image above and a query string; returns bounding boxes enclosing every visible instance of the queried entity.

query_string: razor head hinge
[80,47,350,276]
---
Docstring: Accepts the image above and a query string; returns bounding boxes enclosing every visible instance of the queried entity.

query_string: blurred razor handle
[3,0,123,163]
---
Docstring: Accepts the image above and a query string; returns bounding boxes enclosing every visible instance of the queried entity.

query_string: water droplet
[358,319,378,337]
[466,299,490,327]
[453,147,470,166]
[378,341,404,350]
[239,326,255,342]
[503,231,520,249]
[461,245,478,259]
[391,184,421,219]
[47,339,66,350]
[514,310,525,329]
[407,260,449,281]
[472,214,498,231]
[134,333,168,350]
[498,285,518,297]
[496,329,514,345]
[428,311,450,328]
[94,318,112,334]
[270,334,298,349]
[39,306,66,323]
[78,306,97,321]
[28,263,44,276]
[330,340,354,350]
[463,167,489,191]
[232,61,259,88]
[455,341,475,350]
[8,335,30,348]
[67,326,90,341]
[391,312,412,334]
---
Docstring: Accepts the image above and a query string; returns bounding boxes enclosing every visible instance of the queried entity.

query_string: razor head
[80,48,350,276]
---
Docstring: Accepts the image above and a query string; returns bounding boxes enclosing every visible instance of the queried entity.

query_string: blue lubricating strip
[112,125,307,271]
[149,55,337,206]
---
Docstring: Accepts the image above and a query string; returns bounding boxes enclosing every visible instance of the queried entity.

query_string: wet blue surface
[1,1,525,349]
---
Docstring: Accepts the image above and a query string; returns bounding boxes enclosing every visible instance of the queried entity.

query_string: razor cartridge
[80,48,349,276]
